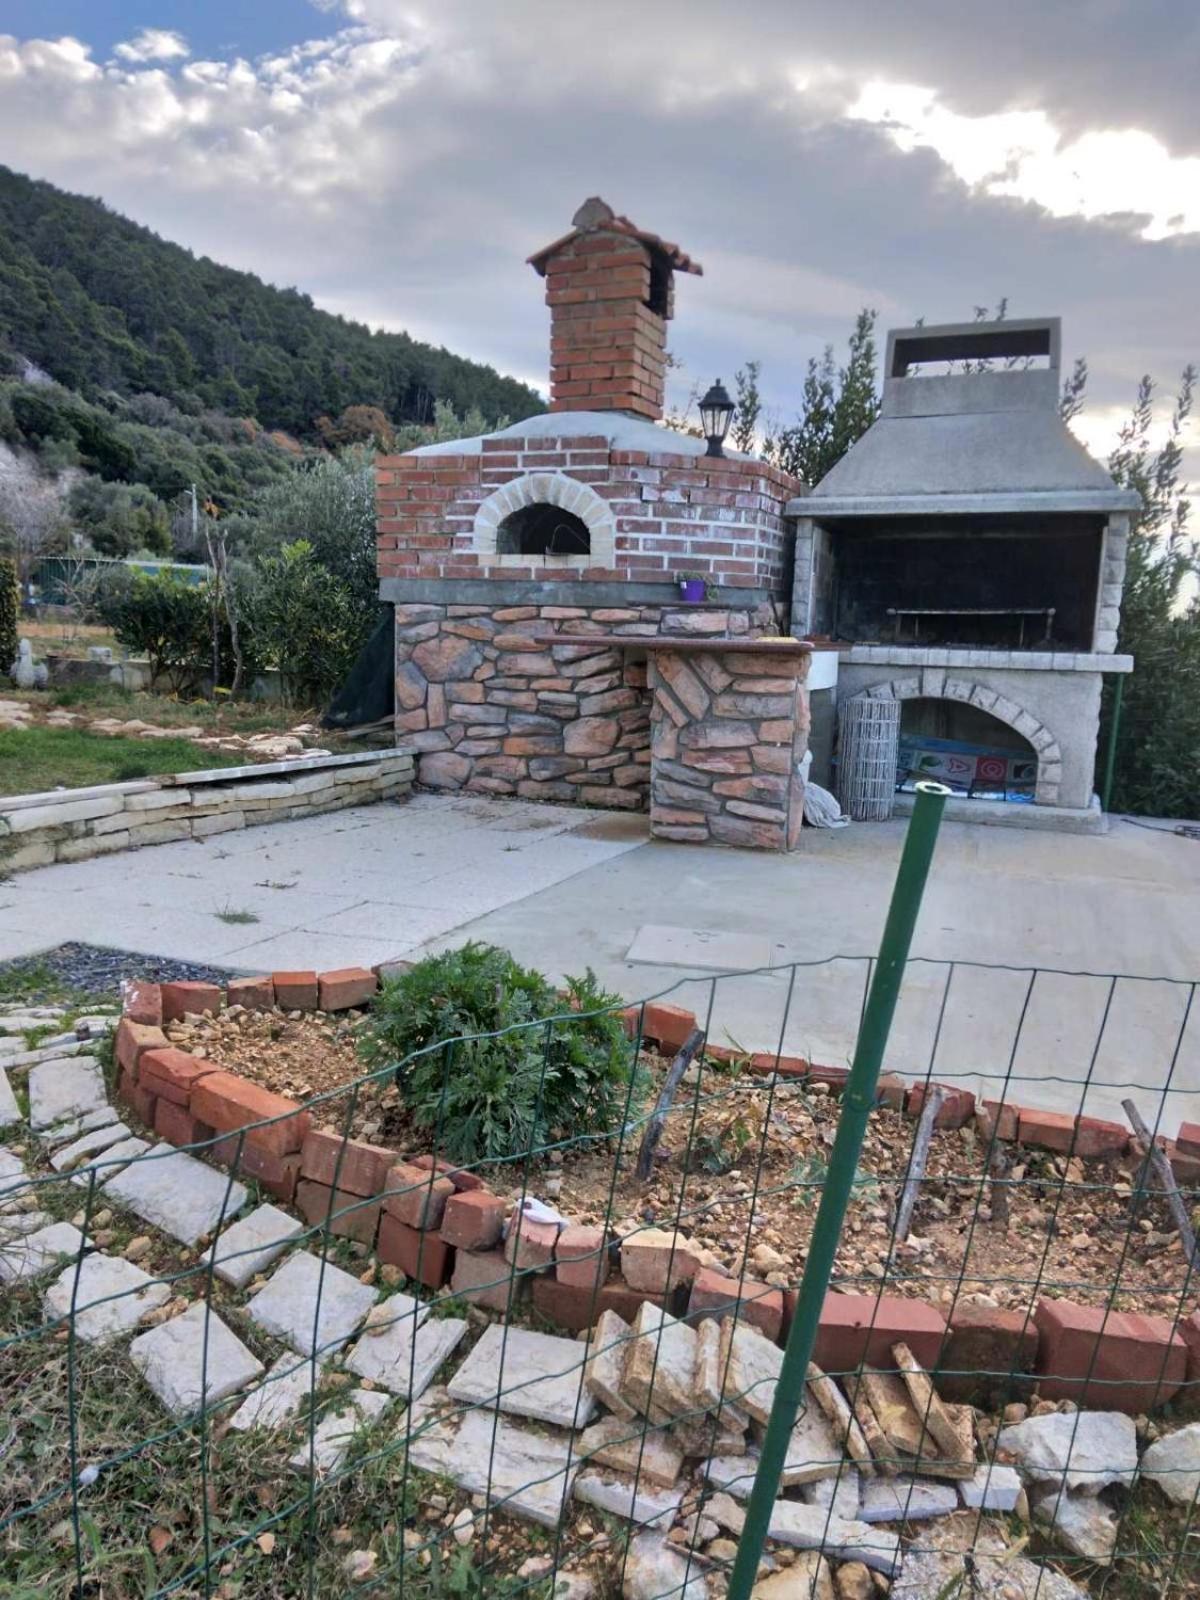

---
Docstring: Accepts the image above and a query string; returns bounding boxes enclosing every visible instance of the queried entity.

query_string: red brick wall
[376,439,799,592]
[542,231,667,417]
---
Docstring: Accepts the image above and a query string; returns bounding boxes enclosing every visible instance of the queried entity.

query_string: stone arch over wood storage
[472,473,615,568]
[853,670,1063,805]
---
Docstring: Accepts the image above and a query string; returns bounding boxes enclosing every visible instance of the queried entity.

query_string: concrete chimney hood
[790,318,1141,519]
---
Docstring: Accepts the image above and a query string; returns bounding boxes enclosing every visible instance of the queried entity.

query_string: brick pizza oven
[375,199,803,814]
[790,318,1137,829]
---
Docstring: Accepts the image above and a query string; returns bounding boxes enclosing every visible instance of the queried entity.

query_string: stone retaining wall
[394,600,775,804]
[0,750,414,871]
[117,976,1200,1417]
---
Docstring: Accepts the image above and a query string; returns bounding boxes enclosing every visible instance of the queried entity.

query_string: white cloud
[113,28,190,64]
[0,5,1195,475]
[850,80,1200,241]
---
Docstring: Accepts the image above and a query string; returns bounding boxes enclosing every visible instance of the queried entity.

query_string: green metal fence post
[725,781,950,1600]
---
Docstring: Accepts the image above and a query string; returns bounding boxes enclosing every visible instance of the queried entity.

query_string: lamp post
[699,379,734,458]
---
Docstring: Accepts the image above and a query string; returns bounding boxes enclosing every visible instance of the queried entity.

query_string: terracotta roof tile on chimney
[529,198,701,421]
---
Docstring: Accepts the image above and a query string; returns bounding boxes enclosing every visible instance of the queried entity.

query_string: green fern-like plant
[359,943,640,1165]
[0,559,18,678]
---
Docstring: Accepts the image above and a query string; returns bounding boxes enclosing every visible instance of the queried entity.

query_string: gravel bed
[0,942,235,1001]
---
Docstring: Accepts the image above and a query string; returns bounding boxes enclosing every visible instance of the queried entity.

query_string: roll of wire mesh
[837,695,900,820]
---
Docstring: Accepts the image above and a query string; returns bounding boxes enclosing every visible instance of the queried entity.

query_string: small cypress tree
[0,558,18,676]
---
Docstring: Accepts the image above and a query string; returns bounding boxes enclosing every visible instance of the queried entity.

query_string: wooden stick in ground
[635,1026,706,1181]
[894,1085,946,1243]
[1123,1098,1200,1268]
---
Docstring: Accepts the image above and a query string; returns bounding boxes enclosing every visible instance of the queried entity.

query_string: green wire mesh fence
[2,950,1200,1599]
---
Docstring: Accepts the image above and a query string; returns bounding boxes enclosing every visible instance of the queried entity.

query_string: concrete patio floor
[3,793,1199,1132]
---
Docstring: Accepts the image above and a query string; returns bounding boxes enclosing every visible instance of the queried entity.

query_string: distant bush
[95,568,258,695]
[0,558,17,674]
[359,943,640,1165]
[242,538,362,706]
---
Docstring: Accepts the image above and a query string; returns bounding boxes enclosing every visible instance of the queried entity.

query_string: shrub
[245,538,363,705]
[359,943,640,1165]
[95,568,256,694]
[0,558,17,675]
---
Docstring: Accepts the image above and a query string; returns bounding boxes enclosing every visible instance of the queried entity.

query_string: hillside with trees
[0,165,543,435]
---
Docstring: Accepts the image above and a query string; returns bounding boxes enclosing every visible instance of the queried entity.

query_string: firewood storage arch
[853,673,1063,806]
[472,473,615,568]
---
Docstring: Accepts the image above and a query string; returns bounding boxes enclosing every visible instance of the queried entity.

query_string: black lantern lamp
[699,379,735,458]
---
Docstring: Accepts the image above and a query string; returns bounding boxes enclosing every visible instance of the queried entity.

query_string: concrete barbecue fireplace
[375,199,808,849]
[375,211,1135,841]
[789,318,1136,828]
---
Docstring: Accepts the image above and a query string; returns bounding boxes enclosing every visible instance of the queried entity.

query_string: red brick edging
[115,978,1199,1414]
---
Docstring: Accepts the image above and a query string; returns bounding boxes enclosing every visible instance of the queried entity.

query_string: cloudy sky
[1,1,1198,465]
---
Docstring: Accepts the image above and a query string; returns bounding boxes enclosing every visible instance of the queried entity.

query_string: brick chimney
[528,197,702,420]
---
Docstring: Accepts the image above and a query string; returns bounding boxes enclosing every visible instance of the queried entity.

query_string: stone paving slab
[43,1105,120,1146]
[202,1203,304,1289]
[71,1136,152,1189]
[0,1209,51,1237]
[130,1302,265,1417]
[50,1120,131,1171]
[859,1476,959,1523]
[246,1250,378,1359]
[43,1251,171,1344]
[288,1387,391,1474]
[574,1469,684,1527]
[103,1142,248,1244]
[228,1353,322,1433]
[27,1057,107,1131]
[408,1405,580,1528]
[345,1308,466,1400]
[0,1146,26,1200]
[0,1221,88,1284]
[447,1323,597,1429]
[0,1068,18,1129]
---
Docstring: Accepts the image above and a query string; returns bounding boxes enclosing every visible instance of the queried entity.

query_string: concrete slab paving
[50,1120,132,1172]
[202,1202,304,1289]
[448,1324,597,1429]
[0,1068,19,1129]
[4,796,1200,1129]
[228,1353,321,1432]
[27,1057,107,1131]
[70,1135,151,1189]
[626,924,774,972]
[246,1250,378,1359]
[0,1222,87,1284]
[129,1302,265,1417]
[288,1387,390,1474]
[43,1251,170,1343]
[345,1309,467,1400]
[103,1143,248,1244]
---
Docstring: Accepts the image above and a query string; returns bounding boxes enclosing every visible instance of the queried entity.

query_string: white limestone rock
[858,1476,959,1523]
[448,1323,597,1428]
[43,1252,170,1344]
[621,1533,707,1600]
[573,1469,683,1528]
[1032,1486,1118,1563]
[71,1136,150,1188]
[764,1500,902,1577]
[802,1468,862,1522]
[0,1068,18,1128]
[1140,1421,1200,1506]
[891,1512,1089,1600]
[130,1302,265,1417]
[409,1405,580,1527]
[997,1410,1137,1495]
[957,1462,1023,1513]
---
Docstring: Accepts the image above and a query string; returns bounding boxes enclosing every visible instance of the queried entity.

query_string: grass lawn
[0,725,245,797]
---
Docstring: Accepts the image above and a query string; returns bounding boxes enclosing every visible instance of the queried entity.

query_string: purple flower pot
[678,579,707,604]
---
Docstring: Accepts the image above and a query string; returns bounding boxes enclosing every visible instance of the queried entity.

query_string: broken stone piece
[996,1410,1137,1495]
[447,1323,596,1429]
[722,1319,782,1424]
[574,1469,684,1528]
[578,1416,683,1487]
[621,1302,697,1421]
[1140,1421,1200,1505]
[857,1475,959,1524]
[1032,1486,1118,1563]
[806,1362,876,1475]
[621,1532,706,1600]
[892,1342,967,1462]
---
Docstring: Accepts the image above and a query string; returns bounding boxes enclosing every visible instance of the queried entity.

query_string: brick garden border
[115,979,1200,1417]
